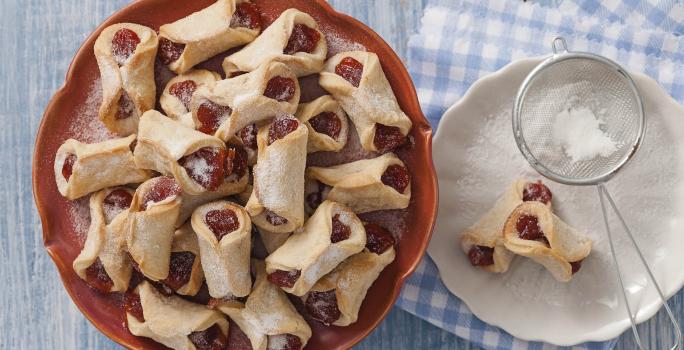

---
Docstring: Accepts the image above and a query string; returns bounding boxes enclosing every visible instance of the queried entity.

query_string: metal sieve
[512,37,681,349]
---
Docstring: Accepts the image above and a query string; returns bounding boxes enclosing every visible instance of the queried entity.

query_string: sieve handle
[597,183,682,350]
[551,37,568,56]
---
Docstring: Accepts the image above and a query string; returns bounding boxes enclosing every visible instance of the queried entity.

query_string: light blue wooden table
[1,0,680,349]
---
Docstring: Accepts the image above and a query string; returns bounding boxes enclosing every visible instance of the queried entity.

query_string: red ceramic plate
[32,0,437,349]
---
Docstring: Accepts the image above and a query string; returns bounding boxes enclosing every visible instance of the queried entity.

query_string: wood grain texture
[2,0,680,349]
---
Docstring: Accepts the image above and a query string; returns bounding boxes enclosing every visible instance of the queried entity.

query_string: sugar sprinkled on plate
[552,106,618,162]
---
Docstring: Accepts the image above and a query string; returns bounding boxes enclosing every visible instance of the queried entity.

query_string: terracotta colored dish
[32,0,437,349]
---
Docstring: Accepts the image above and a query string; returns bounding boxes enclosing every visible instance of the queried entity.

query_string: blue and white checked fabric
[394,1,684,349]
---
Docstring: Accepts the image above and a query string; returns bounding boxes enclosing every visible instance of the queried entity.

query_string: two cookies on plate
[460,179,592,282]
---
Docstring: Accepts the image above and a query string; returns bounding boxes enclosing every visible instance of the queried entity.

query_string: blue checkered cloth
[393,0,684,349]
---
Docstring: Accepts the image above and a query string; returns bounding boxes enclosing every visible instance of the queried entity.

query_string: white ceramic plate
[428,57,684,345]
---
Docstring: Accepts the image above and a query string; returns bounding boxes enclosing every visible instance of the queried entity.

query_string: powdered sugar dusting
[67,78,116,143]
[267,334,289,350]
[320,25,367,56]
[67,196,91,245]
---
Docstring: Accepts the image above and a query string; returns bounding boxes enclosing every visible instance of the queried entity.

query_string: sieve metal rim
[512,43,646,186]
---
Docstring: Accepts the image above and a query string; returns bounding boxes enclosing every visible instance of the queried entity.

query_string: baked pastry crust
[216,261,312,350]
[319,51,412,151]
[159,0,261,74]
[127,177,182,281]
[176,174,249,227]
[304,246,395,326]
[245,117,308,233]
[94,23,158,135]
[191,200,252,298]
[295,95,349,153]
[169,223,205,296]
[503,201,592,282]
[160,69,221,120]
[306,153,410,213]
[257,228,291,254]
[126,281,229,350]
[73,187,134,292]
[459,179,548,273]
[54,135,150,200]
[222,8,327,77]
[134,110,226,195]
[191,61,300,141]
[265,200,366,296]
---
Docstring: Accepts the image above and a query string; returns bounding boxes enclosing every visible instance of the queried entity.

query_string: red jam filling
[162,251,196,291]
[239,124,258,150]
[205,209,240,241]
[230,1,262,30]
[374,124,407,152]
[381,164,410,194]
[571,260,583,274]
[84,258,114,293]
[123,292,144,322]
[112,28,140,65]
[116,91,136,120]
[62,154,77,181]
[516,214,546,242]
[188,324,228,350]
[268,117,299,145]
[103,189,133,220]
[225,145,248,179]
[267,269,300,288]
[523,181,553,205]
[140,177,182,211]
[467,245,495,266]
[364,223,396,254]
[227,319,253,350]
[158,37,185,66]
[265,210,288,226]
[305,289,341,325]
[178,147,227,191]
[330,214,351,243]
[169,80,197,111]
[283,24,321,55]
[263,76,296,102]
[267,334,302,350]
[335,56,363,87]
[309,112,342,140]
[197,100,232,135]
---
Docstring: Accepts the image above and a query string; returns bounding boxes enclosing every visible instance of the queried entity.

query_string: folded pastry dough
[134,110,227,195]
[158,0,261,74]
[54,135,150,200]
[126,281,229,350]
[222,8,327,77]
[295,95,349,153]
[176,173,249,227]
[191,200,252,298]
[460,179,552,274]
[319,51,412,152]
[265,200,366,296]
[216,261,312,350]
[246,116,307,233]
[160,69,221,120]
[257,228,291,254]
[304,246,395,326]
[73,187,134,293]
[503,201,592,282]
[306,153,410,213]
[191,61,300,141]
[163,223,205,296]
[94,23,158,135]
[127,176,183,281]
